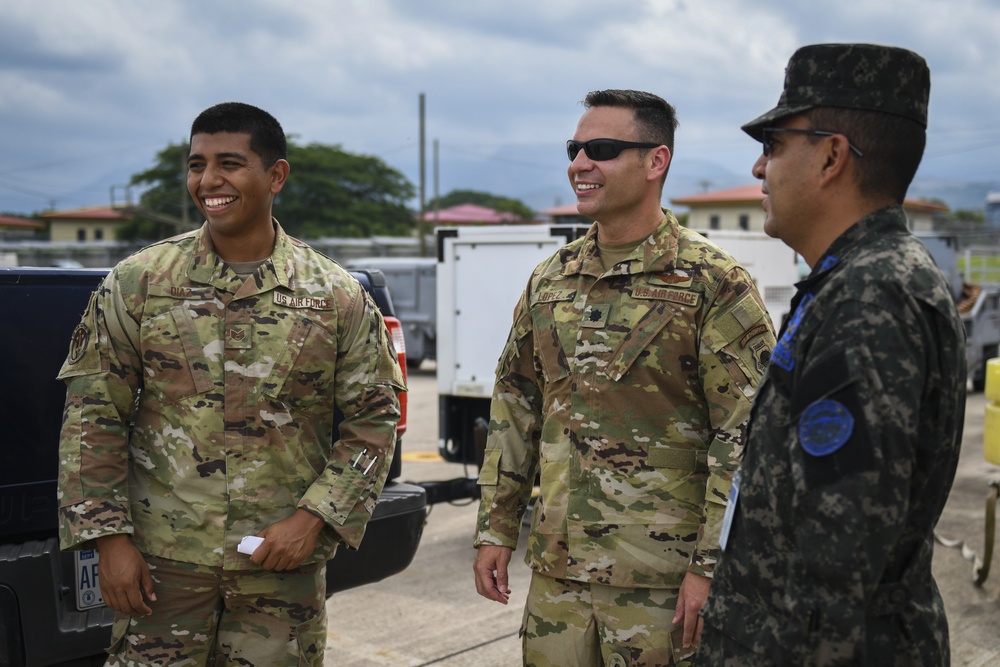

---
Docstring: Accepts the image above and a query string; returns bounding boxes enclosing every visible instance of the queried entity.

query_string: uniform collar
[186,218,294,296]
[563,208,680,277]
[798,204,909,290]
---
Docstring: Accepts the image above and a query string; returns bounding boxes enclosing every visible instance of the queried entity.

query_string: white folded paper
[238,535,264,555]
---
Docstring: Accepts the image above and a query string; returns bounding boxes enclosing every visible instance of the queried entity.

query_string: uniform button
[607,654,627,667]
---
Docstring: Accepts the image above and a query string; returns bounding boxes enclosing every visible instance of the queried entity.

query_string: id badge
[719,469,741,552]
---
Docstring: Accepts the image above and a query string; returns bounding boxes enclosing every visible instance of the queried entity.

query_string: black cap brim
[741,103,815,141]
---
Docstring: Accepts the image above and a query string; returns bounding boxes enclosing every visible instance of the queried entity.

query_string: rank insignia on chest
[226,323,253,349]
[581,303,609,328]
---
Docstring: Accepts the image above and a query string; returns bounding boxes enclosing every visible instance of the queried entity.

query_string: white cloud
[0,0,998,213]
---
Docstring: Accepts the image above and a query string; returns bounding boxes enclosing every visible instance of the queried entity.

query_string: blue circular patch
[798,399,854,457]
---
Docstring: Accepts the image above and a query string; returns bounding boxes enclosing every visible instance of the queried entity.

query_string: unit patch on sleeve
[67,323,91,365]
[772,293,813,371]
[798,399,854,457]
[740,323,771,349]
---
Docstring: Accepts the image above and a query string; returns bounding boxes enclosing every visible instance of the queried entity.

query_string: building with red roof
[40,206,131,243]
[0,214,45,238]
[538,203,593,226]
[421,203,528,226]
[671,184,948,233]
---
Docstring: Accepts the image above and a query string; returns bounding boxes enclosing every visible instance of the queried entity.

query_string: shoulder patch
[772,293,813,371]
[67,323,91,365]
[799,399,854,457]
[740,323,771,348]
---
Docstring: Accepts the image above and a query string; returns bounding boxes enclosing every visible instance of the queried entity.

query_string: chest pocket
[139,304,214,404]
[530,288,576,384]
[262,316,338,417]
[603,298,677,381]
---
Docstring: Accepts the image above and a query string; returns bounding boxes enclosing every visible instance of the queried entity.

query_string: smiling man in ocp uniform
[473,89,774,666]
[56,102,405,666]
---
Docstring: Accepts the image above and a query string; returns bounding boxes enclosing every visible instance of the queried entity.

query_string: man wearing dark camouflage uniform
[473,89,775,666]
[57,102,406,665]
[698,44,967,666]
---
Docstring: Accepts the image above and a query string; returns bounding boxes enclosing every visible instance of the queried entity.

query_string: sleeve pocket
[320,465,372,525]
[477,449,502,486]
[789,347,862,419]
[57,403,85,507]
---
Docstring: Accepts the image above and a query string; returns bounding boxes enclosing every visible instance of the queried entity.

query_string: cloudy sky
[2,0,999,218]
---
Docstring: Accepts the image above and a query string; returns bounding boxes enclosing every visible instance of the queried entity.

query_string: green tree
[118,138,417,241]
[277,142,415,238]
[117,142,191,241]
[934,207,986,234]
[427,189,534,221]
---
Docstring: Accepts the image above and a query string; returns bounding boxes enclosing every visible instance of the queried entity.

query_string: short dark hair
[806,107,925,204]
[583,89,679,165]
[190,102,287,167]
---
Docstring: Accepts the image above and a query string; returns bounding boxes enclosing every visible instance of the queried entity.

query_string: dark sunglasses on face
[760,127,865,158]
[566,138,662,162]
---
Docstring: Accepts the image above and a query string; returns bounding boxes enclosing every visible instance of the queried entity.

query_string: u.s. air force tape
[798,399,854,457]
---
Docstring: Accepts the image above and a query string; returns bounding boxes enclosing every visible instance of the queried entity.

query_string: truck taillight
[384,316,407,435]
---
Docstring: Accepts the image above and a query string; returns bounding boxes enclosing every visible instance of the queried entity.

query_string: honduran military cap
[742,43,930,141]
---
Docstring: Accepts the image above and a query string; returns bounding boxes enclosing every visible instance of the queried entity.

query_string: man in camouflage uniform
[698,45,967,666]
[57,102,406,666]
[472,89,775,666]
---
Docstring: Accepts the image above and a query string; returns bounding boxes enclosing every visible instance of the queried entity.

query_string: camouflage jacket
[475,212,775,588]
[57,221,406,570]
[700,207,967,665]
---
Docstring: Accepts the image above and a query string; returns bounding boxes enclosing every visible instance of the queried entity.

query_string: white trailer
[693,229,805,326]
[699,229,1000,392]
[434,223,795,473]
[435,224,588,470]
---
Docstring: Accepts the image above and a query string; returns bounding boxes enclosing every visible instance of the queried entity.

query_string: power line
[0,176,53,200]
[0,142,166,176]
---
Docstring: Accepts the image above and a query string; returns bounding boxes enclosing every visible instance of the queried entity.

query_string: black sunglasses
[566,138,662,162]
[761,127,864,158]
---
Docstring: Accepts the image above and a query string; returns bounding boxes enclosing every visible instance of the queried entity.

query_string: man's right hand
[473,544,513,604]
[95,534,156,616]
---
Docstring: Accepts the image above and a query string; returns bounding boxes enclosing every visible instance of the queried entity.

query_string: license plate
[74,549,105,610]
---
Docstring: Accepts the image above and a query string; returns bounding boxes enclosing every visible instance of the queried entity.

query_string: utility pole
[418,93,427,256]
[180,140,190,229]
[434,138,440,227]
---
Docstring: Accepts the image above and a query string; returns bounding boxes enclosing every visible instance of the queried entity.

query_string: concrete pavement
[324,369,1000,666]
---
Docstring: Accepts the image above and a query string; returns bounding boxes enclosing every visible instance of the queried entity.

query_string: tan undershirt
[597,237,646,271]
[225,259,267,279]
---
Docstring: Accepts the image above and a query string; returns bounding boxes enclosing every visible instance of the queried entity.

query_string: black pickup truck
[0,266,427,667]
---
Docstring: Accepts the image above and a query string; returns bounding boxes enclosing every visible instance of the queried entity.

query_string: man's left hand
[251,508,326,571]
[673,571,711,649]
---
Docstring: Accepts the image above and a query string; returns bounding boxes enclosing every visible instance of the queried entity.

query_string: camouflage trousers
[104,555,326,667]
[521,572,694,667]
